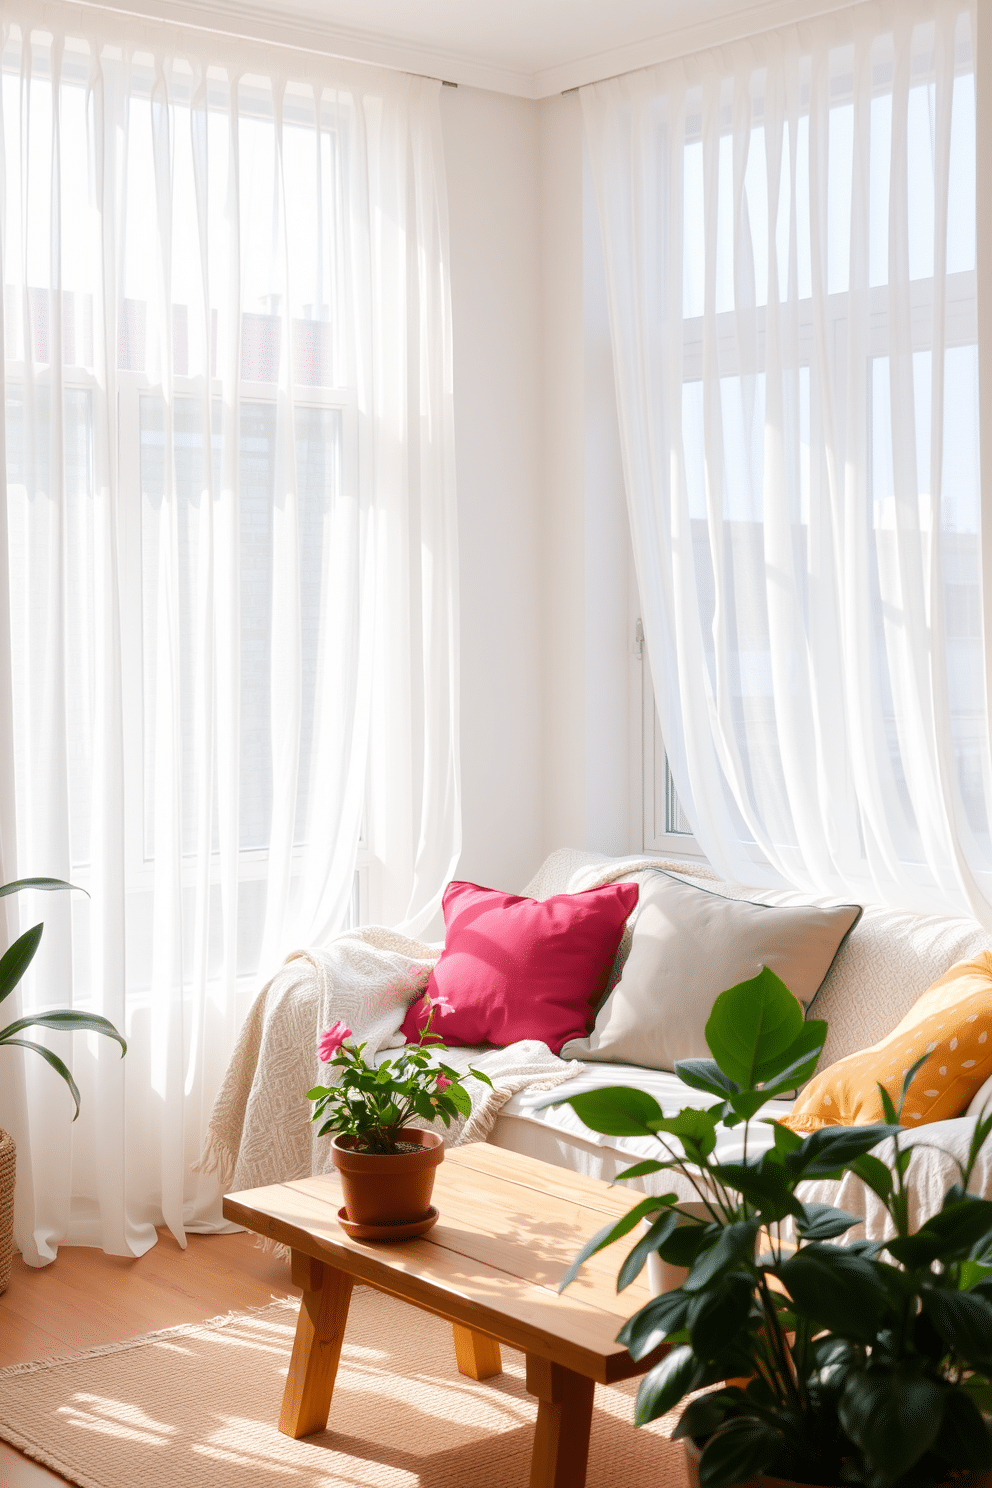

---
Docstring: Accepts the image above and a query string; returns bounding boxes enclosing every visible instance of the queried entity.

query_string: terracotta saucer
[336,1204,439,1242]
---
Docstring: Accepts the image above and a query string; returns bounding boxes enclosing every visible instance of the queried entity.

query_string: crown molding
[60,0,875,100]
[532,0,868,96]
[61,0,540,95]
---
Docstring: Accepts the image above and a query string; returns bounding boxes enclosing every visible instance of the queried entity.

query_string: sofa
[478,849,992,1241]
[208,845,992,1243]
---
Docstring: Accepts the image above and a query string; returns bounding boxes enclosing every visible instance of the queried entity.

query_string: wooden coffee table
[223,1142,664,1488]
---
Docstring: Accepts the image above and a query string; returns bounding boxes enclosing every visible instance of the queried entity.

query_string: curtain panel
[0,7,459,1264]
[583,0,988,919]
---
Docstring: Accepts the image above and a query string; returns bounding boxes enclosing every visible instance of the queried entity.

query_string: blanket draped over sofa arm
[198,926,589,1196]
[198,848,723,1195]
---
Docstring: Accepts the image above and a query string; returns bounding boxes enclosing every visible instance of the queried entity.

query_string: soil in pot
[331,1128,444,1226]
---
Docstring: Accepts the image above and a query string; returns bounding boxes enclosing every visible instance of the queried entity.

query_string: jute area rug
[0,1286,688,1487]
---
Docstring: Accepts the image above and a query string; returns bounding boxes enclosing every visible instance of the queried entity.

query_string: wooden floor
[0,1231,294,1485]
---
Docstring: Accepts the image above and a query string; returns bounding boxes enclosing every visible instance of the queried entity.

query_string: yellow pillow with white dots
[786,952,992,1132]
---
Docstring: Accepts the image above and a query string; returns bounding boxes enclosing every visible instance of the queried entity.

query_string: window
[587,3,986,908]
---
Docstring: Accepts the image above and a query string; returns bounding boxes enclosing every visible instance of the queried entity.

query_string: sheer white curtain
[0,6,459,1265]
[584,0,988,919]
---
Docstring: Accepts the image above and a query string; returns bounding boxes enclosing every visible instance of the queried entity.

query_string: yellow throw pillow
[786,952,992,1132]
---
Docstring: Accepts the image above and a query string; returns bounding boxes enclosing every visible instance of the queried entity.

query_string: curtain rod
[556,0,928,95]
[14,0,459,85]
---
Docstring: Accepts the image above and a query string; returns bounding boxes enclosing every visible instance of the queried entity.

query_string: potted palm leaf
[558,967,992,1488]
[1,877,127,1292]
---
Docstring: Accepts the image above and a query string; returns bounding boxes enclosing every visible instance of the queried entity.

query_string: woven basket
[0,1127,14,1295]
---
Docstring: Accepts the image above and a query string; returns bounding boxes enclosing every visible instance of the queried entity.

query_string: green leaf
[921,1286,992,1362]
[777,1245,889,1341]
[558,1196,669,1292]
[3,1037,81,1118]
[612,1161,671,1184]
[687,1274,754,1361]
[888,1199,992,1269]
[562,1086,663,1138]
[878,1083,899,1126]
[0,1009,126,1055]
[674,1059,740,1098]
[617,1289,692,1361]
[698,1418,784,1488]
[756,1020,828,1097]
[931,1389,992,1470]
[724,1090,771,1122]
[961,1378,992,1414]
[794,1202,862,1242]
[838,1364,945,1480]
[684,1219,759,1293]
[617,1211,680,1292]
[0,923,43,1006]
[785,1123,900,1180]
[466,1066,494,1088]
[703,967,804,1089]
[899,1050,932,1113]
[708,1156,803,1222]
[649,1107,720,1161]
[848,1153,894,1205]
[0,877,78,899]
[769,1119,803,1157]
[633,1344,703,1425]
[657,1222,715,1271]
[960,1260,992,1292]
[443,1082,471,1117]
[671,1389,741,1443]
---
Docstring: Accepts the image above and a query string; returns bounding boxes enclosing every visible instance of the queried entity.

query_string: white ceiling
[128,0,850,97]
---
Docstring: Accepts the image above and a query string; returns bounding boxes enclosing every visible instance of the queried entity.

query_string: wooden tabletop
[224,1140,657,1384]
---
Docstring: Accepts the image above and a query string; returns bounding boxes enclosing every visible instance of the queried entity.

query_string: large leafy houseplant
[1,878,126,1114]
[558,968,992,1488]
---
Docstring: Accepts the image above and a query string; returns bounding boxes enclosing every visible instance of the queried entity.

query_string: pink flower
[435,1073,452,1094]
[429,996,454,1016]
[318,1021,352,1062]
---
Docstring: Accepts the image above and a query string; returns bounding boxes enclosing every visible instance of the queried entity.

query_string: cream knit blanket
[200,848,718,1194]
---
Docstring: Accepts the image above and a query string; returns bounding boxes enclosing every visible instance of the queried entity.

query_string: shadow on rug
[0,1286,687,1487]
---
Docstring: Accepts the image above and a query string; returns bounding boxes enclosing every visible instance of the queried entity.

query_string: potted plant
[1,877,127,1293]
[557,966,992,1488]
[308,998,492,1234]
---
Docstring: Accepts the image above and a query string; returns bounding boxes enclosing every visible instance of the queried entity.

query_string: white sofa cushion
[560,871,860,1070]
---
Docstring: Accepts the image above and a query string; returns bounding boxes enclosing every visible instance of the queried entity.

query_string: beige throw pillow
[560,872,861,1071]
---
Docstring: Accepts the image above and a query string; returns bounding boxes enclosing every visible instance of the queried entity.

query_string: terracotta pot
[331,1129,444,1225]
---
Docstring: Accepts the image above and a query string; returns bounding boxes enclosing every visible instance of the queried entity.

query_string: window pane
[138,396,344,857]
[6,386,95,868]
[238,401,276,851]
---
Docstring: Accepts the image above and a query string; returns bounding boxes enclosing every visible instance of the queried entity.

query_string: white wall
[539,93,638,863]
[439,85,545,893]
[439,83,639,899]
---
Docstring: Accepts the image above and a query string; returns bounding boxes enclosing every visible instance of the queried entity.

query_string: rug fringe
[0,1296,300,1380]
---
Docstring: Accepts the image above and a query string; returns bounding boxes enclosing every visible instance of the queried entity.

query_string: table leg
[452,1322,503,1380]
[525,1355,595,1488]
[279,1250,354,1439]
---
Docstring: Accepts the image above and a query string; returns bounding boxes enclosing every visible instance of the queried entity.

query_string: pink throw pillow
[401,879,640,1056]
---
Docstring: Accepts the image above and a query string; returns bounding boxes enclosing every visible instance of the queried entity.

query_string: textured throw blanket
[200,848,717,1194]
